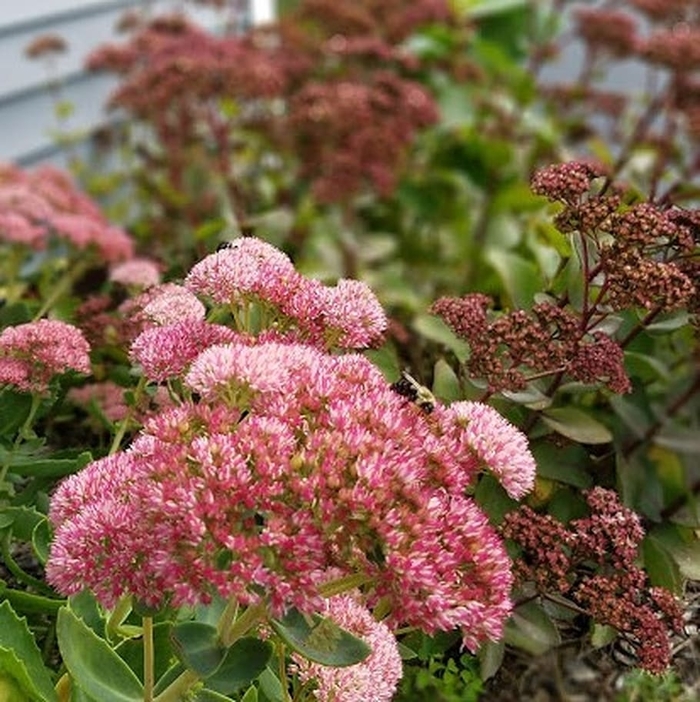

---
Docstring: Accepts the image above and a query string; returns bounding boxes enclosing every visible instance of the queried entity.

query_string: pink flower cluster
[0,164,133,261]
[185,237,388,349]
[48,239,536,653]
[0,320,91,393]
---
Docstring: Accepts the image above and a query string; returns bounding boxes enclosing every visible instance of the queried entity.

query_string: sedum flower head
[109,257,161,289]
[48,239,536,649]
[185,238,297,306]
[130,320,238,382]
[141,283,206,325]
[445,401,536,499]
[0,319,91,393]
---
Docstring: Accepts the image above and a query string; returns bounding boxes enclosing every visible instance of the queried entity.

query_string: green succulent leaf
[270,608,370,667]
[0,601,57,702]
[56,607,143,702]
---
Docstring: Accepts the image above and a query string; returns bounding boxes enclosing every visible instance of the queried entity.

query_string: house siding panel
[0,0,254,166]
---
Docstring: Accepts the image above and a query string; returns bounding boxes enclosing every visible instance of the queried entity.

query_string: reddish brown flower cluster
[501,487,684,673]
[629,0,694,21]
[289,73,438,202]
[574,8,640,57]
[294,0,452,44]
[430,295,631,394]
[533,163,698,315]
[530,161,607,205]
[88,17,287,114]
[24,33,68,59]
[85,0,451,217]
[642,23,700,70]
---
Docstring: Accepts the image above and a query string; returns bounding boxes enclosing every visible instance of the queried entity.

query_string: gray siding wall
[0,1,257,167]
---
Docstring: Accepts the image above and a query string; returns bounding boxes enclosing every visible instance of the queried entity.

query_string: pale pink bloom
[446,401,536,499]
[319,279,387,348]
[109,257,161,288]
[185,341,321,402]
[294,595,402,702]
[0,319,91,393]
[0,212,45,247]
[378,493,514,652]
[49,452,140,528]
[185,238,297,306]
[130,320,238,382]
[142,284,206,325]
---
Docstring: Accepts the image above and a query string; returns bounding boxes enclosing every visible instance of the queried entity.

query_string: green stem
[277,641,291,702]
[318,572,373,598]
[216,597,239,642]
[106,596,133,638]
[109,376,148,455]
[33,259,90,321]
[220,601,267,648]
[143,616,154,702]
[153,670,200,702]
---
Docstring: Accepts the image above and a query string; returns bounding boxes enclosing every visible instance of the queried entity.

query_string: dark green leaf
[171,622,223,677]
[541,408,612,444]
[484,249,542,309]
[504,601,560,656]
[531,441,593,488]
[0,391,33,437]
[206,638,273,694]
[5,451,92,478]
[270,609,370,667]
[57,607,143,702]
[116,623,173,684]
[32,519,51,564]
[0,601,58,701]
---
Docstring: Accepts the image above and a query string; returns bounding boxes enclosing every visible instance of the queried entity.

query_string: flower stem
[33,259,90,321]
[220,601,266,648]
[143,616,154,702]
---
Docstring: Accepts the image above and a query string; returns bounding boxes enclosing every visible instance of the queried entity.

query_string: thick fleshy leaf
[270,609,370,667]
[646,525,700,582]
[258,668,284,702]
[504,601,561,656]
[432,359,461,403]
[32,520,51,565]
[541,407,612,444]
[478,639,504,681]
[3,452,92,478]
[240,685,258,702]
[455,0,529,19]
[642,534,683,593]
[0,601,57,702]
[171,622,223,677]
[531,441,593,489]
[56,607,143,702]
[67,593,105,639]
[484,249,542,309]
[0,390,33,437]
[192,690,232,702]
[205,638,273,694]
[412,315,469,363]
[116,623,173,684]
